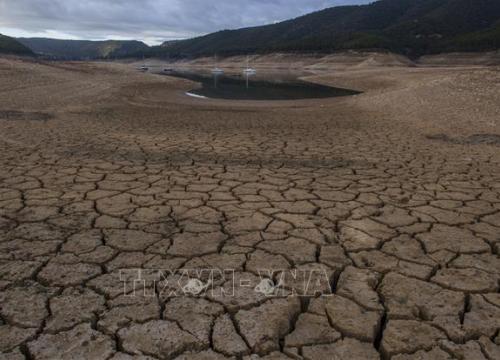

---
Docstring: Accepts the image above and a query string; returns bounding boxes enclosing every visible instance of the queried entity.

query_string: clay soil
[1,56,500,359]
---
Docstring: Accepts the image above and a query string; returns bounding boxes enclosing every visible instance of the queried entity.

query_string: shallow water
[160,69,360,100]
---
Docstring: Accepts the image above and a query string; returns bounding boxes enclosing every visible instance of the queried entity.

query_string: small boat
[211,54,224,75]
[163,67,174,72]
[242,56,256,75]
[139,55,148,71]
[211,67,225,74]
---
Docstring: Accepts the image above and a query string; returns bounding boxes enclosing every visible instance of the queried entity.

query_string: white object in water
[185,92,207,99]
[212,67,225,74]
[212,53,224,74]
[243,56,257,75]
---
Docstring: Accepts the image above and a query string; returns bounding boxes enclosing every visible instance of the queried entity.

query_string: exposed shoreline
[134,50,500,69]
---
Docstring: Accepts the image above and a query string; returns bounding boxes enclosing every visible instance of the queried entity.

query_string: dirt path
[1,58,499,359]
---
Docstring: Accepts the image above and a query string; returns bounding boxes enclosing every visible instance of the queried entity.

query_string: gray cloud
[0,0,370,44]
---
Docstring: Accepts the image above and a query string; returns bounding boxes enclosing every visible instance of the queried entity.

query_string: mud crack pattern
[1,59,500,359]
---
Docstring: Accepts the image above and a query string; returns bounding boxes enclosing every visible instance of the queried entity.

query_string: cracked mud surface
[1,58,500,359]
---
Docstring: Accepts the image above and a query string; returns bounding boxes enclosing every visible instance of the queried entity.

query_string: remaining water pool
[162,69,360,101]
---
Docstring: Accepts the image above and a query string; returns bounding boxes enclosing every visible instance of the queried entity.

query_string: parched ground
[0,57,500,360]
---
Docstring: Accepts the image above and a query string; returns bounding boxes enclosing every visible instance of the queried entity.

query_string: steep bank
[140,51,500,70]
[141,52,416,70]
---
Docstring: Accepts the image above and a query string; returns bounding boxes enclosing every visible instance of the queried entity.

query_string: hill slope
[152,0,500,57]
[17,38,149,60]
[0,34,34,56]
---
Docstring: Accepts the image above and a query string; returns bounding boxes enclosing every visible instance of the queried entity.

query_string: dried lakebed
[0,58,499,360]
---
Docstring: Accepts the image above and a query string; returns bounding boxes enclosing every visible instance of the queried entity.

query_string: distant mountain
[0,34,34,56]
[9,0,500,60]
[17,38,149,60]
[150,0,500,58]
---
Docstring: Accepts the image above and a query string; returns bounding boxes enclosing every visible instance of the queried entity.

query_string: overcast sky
[0,0,370,45]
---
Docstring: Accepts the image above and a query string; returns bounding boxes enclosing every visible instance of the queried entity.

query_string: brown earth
[0,56,500,360]
[146,51,417,69]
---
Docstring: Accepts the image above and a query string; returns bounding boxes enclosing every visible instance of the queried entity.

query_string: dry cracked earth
[0,58,500,360]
